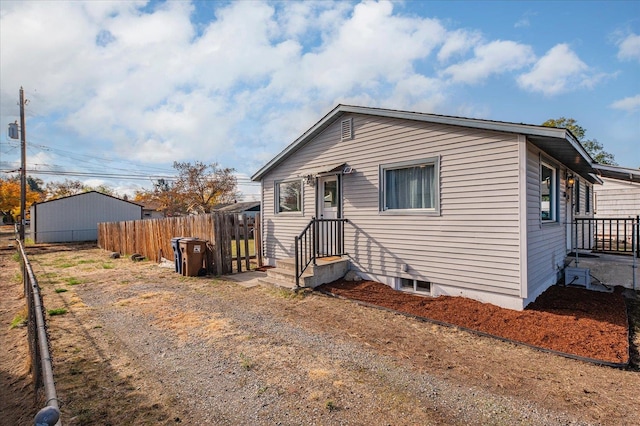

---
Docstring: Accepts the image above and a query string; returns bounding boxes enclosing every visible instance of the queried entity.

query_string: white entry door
[318,175,339,220]
[317,175,340,256]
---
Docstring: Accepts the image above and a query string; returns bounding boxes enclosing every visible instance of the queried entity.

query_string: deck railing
[573,216,639,256]
[294,218,348,287]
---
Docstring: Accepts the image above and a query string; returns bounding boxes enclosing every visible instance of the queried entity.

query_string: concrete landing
[259,256,349,289]
[566,252,639,290]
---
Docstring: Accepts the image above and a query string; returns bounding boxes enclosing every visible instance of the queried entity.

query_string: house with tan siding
[252,105,600,311]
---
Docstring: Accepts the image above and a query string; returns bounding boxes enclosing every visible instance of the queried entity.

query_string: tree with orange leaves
[0,177,43,223]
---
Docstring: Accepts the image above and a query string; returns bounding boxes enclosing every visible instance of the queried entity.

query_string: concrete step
[266,267,314,287]
[257,276,296,290]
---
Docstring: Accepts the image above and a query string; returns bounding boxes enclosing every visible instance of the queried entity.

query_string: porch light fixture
[567,174,575,189]
[304,174,315,186]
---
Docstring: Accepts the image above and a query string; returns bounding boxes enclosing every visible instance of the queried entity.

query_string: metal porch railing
[294,218,348,287]
[573,216,640,256]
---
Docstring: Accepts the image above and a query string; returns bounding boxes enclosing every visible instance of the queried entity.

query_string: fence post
[255,214,263,268]
[242,214,250,271]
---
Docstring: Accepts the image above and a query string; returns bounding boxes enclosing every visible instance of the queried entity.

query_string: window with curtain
[276,180,302,213]
[381,157,439,213]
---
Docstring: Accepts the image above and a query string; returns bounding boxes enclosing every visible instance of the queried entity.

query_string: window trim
[274,179,304,215]
[540,161,558,223]
[379,156,441,216]
[575,178,581,214]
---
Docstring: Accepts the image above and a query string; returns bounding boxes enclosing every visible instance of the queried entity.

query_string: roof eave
[251,104,599,182]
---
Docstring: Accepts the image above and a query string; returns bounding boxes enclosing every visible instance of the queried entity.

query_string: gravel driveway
[20,246,640,425]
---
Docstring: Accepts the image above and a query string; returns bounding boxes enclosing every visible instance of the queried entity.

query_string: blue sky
[1,0,638,200]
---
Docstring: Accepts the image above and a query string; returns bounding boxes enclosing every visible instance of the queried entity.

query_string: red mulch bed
[317,280,630,365]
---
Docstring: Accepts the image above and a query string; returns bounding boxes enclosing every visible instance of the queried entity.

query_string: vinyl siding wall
[594,177,640,218]
[524,143,570,304]
[262,113,523,300]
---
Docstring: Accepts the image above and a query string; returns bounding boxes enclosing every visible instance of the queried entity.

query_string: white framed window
[275,180,303,214]
[380,157,440,214]
[399,278,431,294]
[540,162,557,222]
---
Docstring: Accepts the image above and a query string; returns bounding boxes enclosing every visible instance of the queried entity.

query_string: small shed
[30,191,142,243]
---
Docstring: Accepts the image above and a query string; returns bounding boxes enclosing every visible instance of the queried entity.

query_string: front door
[317,175,341,256]
[318,175,339,220]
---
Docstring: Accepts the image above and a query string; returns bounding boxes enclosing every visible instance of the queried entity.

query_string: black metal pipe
[17,241,61,426]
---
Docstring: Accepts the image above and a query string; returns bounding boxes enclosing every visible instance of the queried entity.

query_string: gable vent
[341,118,353,141]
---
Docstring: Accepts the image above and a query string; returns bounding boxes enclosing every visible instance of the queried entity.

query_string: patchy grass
[48,308,68,316]
[230,239,256,257]
[10,308,27,329]
[11,252,20,262]
[102,263,115,269]
[325,400,337,412]
[55,288,68,293]
[239,353,254,371]
[269,287,306,300]
[66,277,82,286]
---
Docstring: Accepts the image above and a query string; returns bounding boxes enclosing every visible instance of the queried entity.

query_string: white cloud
[616,33,640,62]
[441,40,535,84]
[437,29,482,63]
[517,43,590,95]
[610,94,640,112]
[4,0,631,184]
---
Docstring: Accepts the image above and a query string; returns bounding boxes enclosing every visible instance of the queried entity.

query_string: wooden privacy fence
[98,212,262,275]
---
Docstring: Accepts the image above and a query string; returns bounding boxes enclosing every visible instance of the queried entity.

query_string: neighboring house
[592,164,640,218]
[30,191,142,243]
[213,201,261,218]
[212,201,261,237]
[141,202,166,219]
[252,105,600,311]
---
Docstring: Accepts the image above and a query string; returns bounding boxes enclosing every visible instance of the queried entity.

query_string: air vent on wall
[341,118,353,141]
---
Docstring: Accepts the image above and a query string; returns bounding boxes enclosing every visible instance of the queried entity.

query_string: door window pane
[324,180,337,208]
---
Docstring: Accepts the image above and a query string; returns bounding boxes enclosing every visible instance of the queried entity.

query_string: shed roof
[252,104,599,183]
[33,191,142,207]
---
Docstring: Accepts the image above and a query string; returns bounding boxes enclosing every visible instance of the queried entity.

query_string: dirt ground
[1,237,640,424]
[318,280,630,365]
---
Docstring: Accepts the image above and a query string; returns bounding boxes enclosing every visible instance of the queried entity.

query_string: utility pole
[19,87,27,241]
